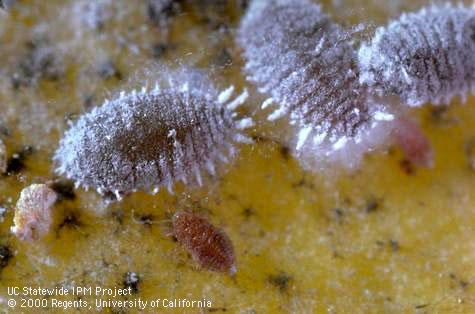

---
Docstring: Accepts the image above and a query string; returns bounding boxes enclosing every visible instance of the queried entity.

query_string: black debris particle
[365,198,380,213]
[415,304,430,309]
[6,145,34,174]
[330,208,344,224]
[57,210,83,236]
[291,178,315,189]
[268,272,292,293]
[0,245,13,270]
[389,240,399,252]
[135,213,155,227]
[51,179,76,201]
[279,146,290,160]
[449,273,470,290]
[241,207,255,219]
[97,61,122,80]
[376,240,400,252]
[460,280,469,289]
[101,191,125,202]
[400,159,416,175]
[151,43,169,59]
[235,0,249,11]
[123,272,140,293]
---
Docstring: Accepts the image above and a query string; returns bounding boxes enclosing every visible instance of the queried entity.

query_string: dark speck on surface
[151,43,169,58]
[0,245,13,270]
[6,145,34,174]
[291,178,314,189]
[390,240,399,252]
[279,145,290,160]
[365,198,380,214]
[135,213,155,227]
[57,210,83,236]
[330,208,344,224]
[97,61,122,80]
[242,207,255,219]
[51,179,76,201]
[268,272,292,293]
[449,273,470,290]
[236,0,249,11]
[415,304,430,309]
[400,159,416,175]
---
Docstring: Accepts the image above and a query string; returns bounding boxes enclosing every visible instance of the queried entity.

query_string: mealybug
[12,184,57,241]
[54,69,252,197]
[238,0,394,167]
[172,210,237,275]
[358,3,475,107]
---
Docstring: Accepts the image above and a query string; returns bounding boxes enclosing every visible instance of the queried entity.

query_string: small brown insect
[172,211,236,276]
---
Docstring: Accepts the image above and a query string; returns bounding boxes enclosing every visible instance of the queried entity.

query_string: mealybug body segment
[54,70,252,196]
[359,4,475,107]
[172,211,236,275]
[238,0,394,167]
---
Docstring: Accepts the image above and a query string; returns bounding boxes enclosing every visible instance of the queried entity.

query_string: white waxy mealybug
[238,0,394,168]
[358,3,475,107]
[12,184,57,241]
[54,69,252,197]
